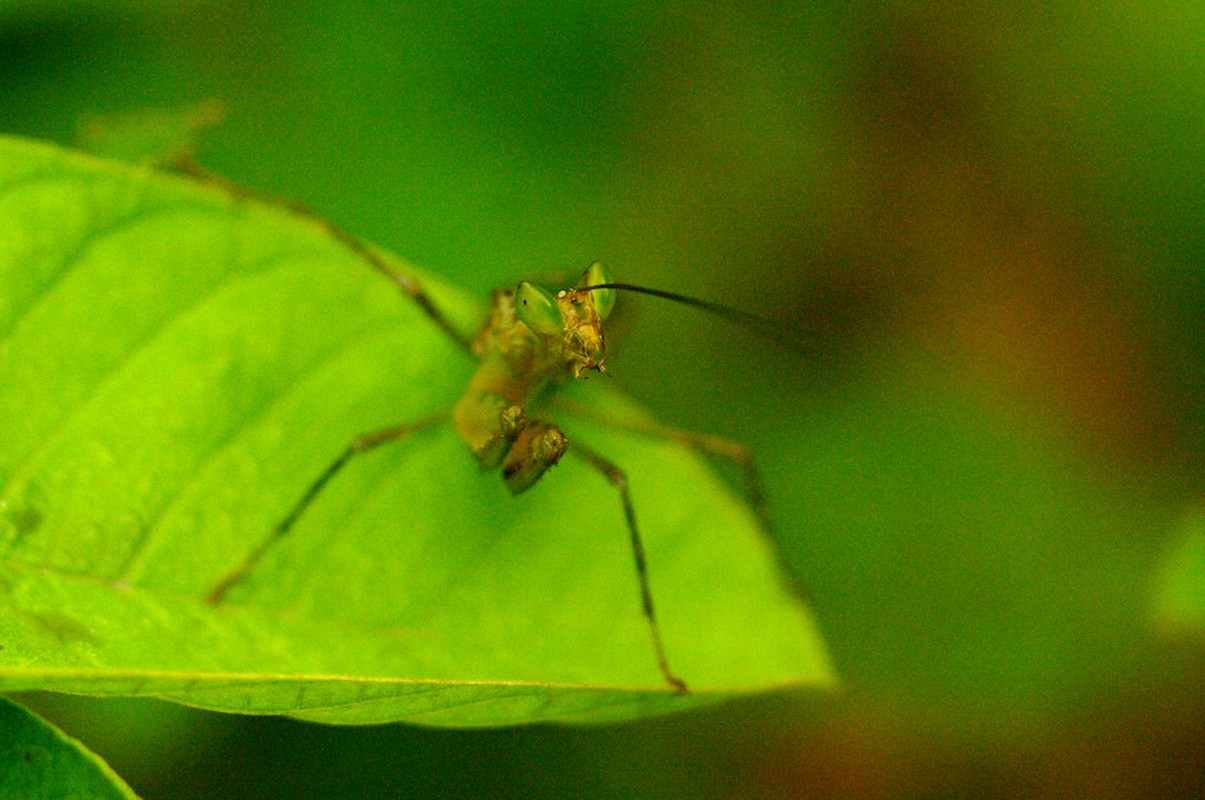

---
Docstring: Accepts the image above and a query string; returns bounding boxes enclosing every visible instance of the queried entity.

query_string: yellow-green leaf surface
[0,698,139,800]
[0,136,832,726]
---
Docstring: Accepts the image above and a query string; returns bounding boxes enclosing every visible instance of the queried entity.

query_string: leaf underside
[0,136,832,727]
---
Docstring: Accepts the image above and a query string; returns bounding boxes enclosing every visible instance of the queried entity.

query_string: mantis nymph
[198,182,801,694]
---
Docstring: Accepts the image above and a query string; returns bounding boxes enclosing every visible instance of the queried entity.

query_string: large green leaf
[0,135,832,726]
[0,697,139,799]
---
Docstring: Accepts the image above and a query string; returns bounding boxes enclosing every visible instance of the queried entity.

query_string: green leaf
[0,697,139,799]
[1152,511,1205,634]
[0,135,832,727]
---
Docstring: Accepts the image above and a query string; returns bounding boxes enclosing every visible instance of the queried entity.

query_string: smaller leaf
[1152,510,1205,634]
[0,697,140,800]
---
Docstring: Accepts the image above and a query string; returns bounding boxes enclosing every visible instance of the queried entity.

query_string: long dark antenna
[578,282,812,352]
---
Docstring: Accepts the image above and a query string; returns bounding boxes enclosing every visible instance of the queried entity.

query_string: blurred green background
[3,1,1203,797]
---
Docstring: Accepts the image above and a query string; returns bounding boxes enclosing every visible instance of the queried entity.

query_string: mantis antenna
[577,282,813,353]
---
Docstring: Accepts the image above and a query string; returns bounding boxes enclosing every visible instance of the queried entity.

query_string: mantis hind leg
[205,412,448,605]
[174,161,472,351]
[567,439,689,694]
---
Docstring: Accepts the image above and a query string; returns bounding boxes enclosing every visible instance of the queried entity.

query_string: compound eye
[578,261,615,320]
[515,281,563,335]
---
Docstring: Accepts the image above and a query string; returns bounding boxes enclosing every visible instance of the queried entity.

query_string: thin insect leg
[659,428,813,606]
[205,412,448,605]
[174,159,472,352]
[550,398,812,605]
[287,211,472,352]
[568,439,689,695]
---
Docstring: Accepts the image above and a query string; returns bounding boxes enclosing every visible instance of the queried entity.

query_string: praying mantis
[194,176,803,695]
